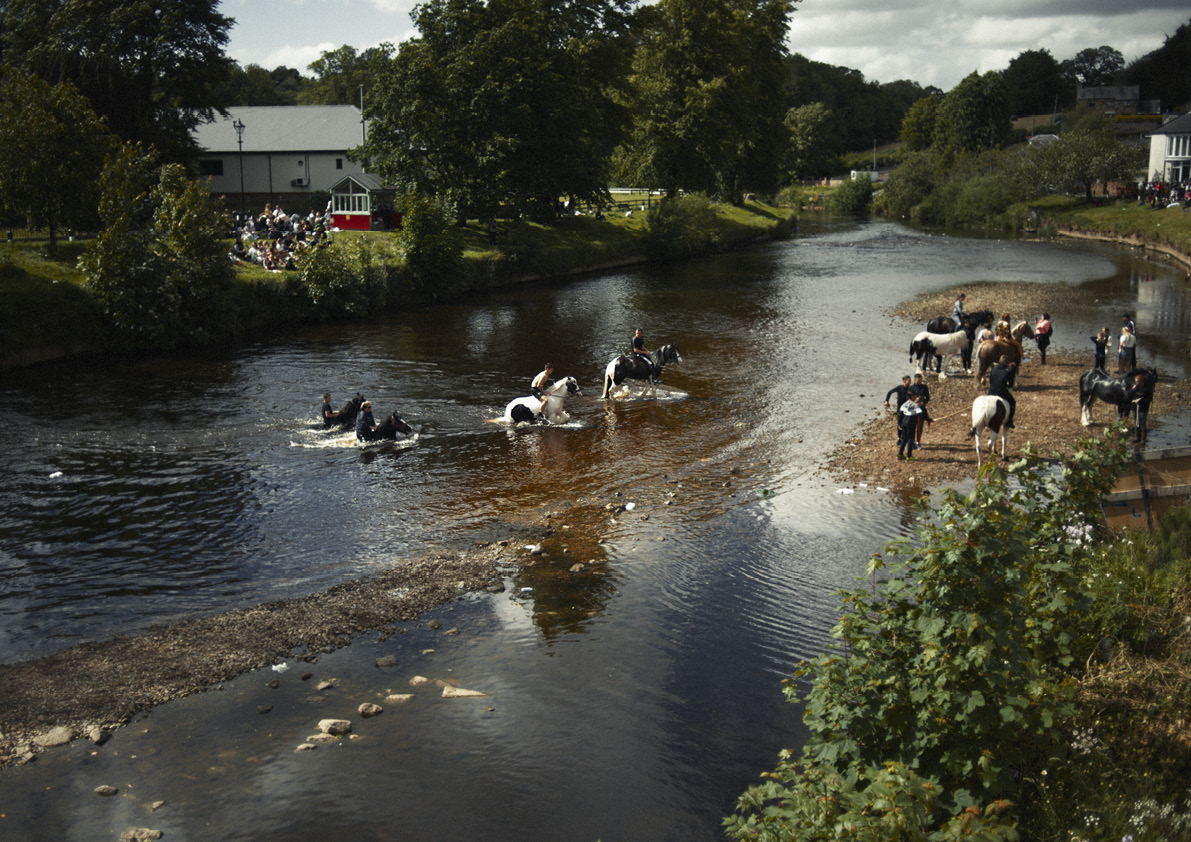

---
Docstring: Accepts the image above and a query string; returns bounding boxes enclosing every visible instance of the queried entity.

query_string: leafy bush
[727,429,1133,840]
[82,144,234,349]
[828,175,873,216]
[398,193,462,298]
[643,193,723,259]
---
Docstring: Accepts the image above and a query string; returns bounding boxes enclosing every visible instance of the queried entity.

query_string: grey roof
[1152,112,1191,136]
[330,173,389,193]
[194,105,366,153]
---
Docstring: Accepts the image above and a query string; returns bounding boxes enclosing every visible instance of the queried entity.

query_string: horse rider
[530,363,554,399]
[1128,372,1154,444]
[952,293,966,325]
[633,328,662,380]
[321,393,339,428]
[994,312,1012,343]
[987,355,1017,429]
[530,362,554,417]
[355,400,379,442]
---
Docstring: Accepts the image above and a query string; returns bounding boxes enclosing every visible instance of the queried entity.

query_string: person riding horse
[530,363,554,415]
[994,313,1012,343]
[988,356,1017,428]
[321,393,339,428]
[355,401,378,441]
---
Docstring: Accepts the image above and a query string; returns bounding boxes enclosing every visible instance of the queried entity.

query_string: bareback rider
[530,362,554,417]
[355,400,379,442]
[987,355,1017,429]
[632,328,662,380]
[321,393,339,428]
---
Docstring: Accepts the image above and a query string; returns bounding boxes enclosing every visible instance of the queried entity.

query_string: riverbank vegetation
[728,428,1191,841]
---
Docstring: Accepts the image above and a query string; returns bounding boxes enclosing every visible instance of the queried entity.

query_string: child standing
[1090,327,1109,370]
[898,394,931,460]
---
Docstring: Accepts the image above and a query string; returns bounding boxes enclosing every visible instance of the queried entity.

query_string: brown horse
[975,339,1023,386]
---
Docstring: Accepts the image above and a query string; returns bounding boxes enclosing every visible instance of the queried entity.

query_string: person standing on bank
[1122,312,1136,337]
[952,293,966,325]
[909,373,931,448]
[1128,372,1154,445]
[1117,326,1137,373]
[885,375,913,443]
[898,394,930,460]
[987,356,1017,429]
[1034,312,1052,365]
[1091,327,1110,370]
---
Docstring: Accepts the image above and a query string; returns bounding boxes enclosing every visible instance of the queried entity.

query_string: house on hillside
[1077,85,1161,117]
[193,105,369,214]
[1147,112,1191,183]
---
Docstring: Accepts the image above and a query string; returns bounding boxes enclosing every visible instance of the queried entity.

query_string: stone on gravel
[384,694,414,704]
[95,785,119,796]
[409,675,431,687]
[119,829,163,841]
[33,726,74,747]
[358,703,383,718]
[294,743,316,752]
[307,733,338,743]
[442,686,489,698]
[375,655,398,668]
[317,718,352,735]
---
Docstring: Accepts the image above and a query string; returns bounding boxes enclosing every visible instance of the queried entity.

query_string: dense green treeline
[727,430,1191,841]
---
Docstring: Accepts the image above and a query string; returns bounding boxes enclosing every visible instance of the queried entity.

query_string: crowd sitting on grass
[1137,179,1191,210]
[229,202,334,271]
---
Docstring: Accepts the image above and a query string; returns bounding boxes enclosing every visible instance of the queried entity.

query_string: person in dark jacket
[1091,327,1109,370]
[355,401,379,442]
[321,393,339,428]
[885,375,913,443]
[897,394,931,460]
[987,356,1017,428]
[1128,372,1154,444]
[909,374,931,448]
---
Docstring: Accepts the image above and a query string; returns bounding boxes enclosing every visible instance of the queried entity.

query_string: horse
[602,344,682,399]
[974,323,1032,386]
[358,410,413,442]
[333,393,365,429]
[968,395,1011,467]
[909,330,969,379]
[1079,367,1157,427]
[504,376,582,424]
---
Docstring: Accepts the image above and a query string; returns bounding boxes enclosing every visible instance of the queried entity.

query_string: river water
[2,220,1188,841]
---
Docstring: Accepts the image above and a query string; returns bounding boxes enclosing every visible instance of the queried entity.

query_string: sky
[222,0,1190,93]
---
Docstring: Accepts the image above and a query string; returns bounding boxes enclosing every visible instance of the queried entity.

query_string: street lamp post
[233,118,246,224]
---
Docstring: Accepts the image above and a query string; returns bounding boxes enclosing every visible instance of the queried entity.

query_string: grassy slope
[1028,195,1191,267]
[2,200,795,366]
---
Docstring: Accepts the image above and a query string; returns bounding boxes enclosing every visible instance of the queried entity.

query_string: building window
[198,159,224,177]
[336,158,344,170]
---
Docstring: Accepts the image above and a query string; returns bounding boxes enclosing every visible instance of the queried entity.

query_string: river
[1,220,1188,841]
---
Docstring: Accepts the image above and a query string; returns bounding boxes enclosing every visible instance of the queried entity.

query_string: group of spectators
[229,202,334,271]
[1137,180,1191,210]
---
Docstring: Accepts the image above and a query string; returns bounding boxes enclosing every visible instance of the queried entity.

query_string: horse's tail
[602,371,613,399]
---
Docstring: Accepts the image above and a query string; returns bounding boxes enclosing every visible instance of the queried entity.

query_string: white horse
[968,395,1011,467]
[503,377,582,424]
[909,330,970,379]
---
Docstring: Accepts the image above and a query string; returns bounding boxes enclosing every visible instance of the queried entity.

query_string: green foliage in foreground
[728,429,1137,841]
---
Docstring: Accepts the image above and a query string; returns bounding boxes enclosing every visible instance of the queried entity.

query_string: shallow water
[2,220,1189,841]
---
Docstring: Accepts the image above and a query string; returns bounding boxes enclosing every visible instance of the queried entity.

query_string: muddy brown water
[2,220,1189,841]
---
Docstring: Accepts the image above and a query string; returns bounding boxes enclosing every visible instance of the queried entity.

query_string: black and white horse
[359,411,414,442]
[504,377,582,424]
[909,330,969,379]
[602,344,682,399]
[968,395,1011,467]
[1080,367,1157,427]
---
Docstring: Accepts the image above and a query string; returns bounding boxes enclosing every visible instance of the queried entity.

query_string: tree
[933,71,1013,155]
[221,63,303,106]
[0,70,115,244]
[1001,48,1063,116]
[355,0,632,220]
[1061,45,1125,90]
[1123,19,1191,113]
[300,45,394,106]
[81,143,234,349]
[0,0,234,162]
[784,102,837,181]
[1034,128,1143,201]
[625,0,796,200]
[898,95,939,151]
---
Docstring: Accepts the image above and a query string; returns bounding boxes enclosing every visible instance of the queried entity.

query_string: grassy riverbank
[0,199,796,369]
[1028,195,1191,271]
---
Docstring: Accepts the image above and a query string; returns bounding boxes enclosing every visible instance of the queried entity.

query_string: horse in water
[504,377,582,424]
[359,411,414,442]
[1079,367,1157,426]
[909,330,969,378]
[602,344,682,399]
[968,395,1011,467]
[332,394,366,430]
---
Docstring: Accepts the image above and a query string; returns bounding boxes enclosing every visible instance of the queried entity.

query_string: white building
[193,105,370,211]
[1147,112,1191,183]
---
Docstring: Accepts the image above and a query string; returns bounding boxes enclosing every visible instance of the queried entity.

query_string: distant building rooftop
[194,105,366,153]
